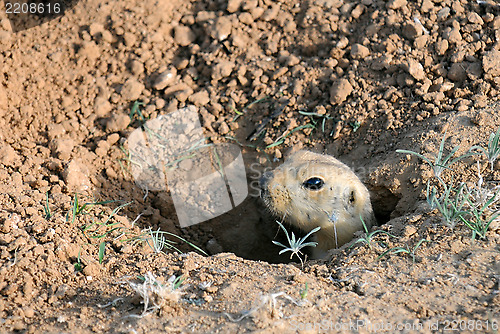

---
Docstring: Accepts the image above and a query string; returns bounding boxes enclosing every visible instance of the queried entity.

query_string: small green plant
[43,191,52,220]
[172,275,185,291]
[231,96,269,121]
[351,216,395,249]
[66,194,117,225]
[74,248,82,272]
[129,100,146,123]
[98,241,106,264]
[349,121,361,132]
[131,227,208,256]
[396,131,475,179]
[298,110,335,134]
[266,124,315,149]
[459,190,500,240]
[378,239,429,263]
[272,221,320,267]
[470,125,500,170]
[299,283,309,300]
[426,180,470,228]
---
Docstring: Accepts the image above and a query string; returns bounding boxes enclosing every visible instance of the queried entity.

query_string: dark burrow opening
[167,183,402,264]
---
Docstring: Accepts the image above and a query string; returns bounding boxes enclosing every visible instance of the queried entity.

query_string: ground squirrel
[260,150,376,258]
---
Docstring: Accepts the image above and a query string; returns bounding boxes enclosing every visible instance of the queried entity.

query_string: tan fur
[260,150,375,258]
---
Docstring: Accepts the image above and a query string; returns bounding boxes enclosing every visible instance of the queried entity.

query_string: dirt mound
[0,0,499,332]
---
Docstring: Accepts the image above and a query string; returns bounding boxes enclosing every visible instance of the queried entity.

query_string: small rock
[62,160,92,192]
[123,32,137,46]
[402,22,422,40]
[467,12,483,25]
[188,90,210,106]
[371,55,392,70]
[227,0,242,13]
[387,0,407,9]
[435,39,448,55]
[106,113,131,132]
[414,35,428,48]
[208,16,232,41]
[351,4,365,19]
[107,133,120,145]
[437,7,450,21]
[174,25,195,46]
[483,50,500,77]
[261,4,280,21]
[95,140,110,157]
[336,36,349,49]
[121,78,144,101]
[49,138,75,160]
[153,68,177,90]
[405,59,426,80]
[89,23,104,36]
[448,63,467,82]
[212,60,235,80]
[350,44,369,59]
[330,78,353,104]
[442,26,461,44]
[218,122,230,135]
[128,60,143,75]
[0,144,19,167]
[77,41,99,61]
[101,30,115,43]
[94,97,112,117]
[164,83,194,102]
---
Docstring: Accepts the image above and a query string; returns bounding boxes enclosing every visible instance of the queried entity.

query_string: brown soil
[1,0,500,332]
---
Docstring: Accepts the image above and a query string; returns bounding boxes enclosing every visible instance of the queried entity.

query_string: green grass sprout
[378,239,429,263]
[351,216,396,249]
[470,125,500,170]
[396,131,476,179]
[272,221,320,267]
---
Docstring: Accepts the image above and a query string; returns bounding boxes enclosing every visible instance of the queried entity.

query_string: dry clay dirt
[1,0,500,332]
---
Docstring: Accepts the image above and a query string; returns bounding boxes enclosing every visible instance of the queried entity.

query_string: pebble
[89,23,104,36]
[435,39,448,55]
[212,60,235,80]
[467,12,483,25]
[227,0,243,13]
[153,68,177,90]
[123,32,137,47]
[208,16,233,41]
[482,50,500,77]
[387,0,407,9]
[106,113,131,132]
[402,22,422,40]
[350,44,369,59]
[0,144,20,167]
[443,26,462,44]
[174,25,195,46]
[447,62,467,82]
[49,138,75,161]
[121,78,144,101]
[188,90,210,106]
[405,59,426,81]
[330,78,353,104]
[77,41,99,61]
[62,160,92,192]
[94,97,112,117]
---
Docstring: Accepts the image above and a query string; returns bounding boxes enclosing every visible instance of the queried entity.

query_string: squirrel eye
[349,190,355,204]
[302,177,325,190]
